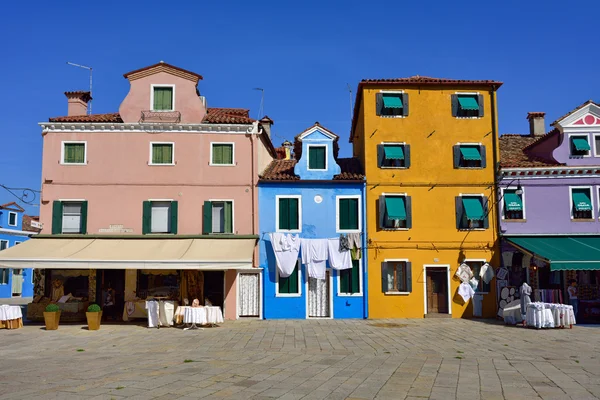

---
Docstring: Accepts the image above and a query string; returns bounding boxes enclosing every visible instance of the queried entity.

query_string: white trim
[594,134,600,157]
[147,198,174,202]
[500,186,526,221]
[380,193,410,231]
[336,258,363,297]
[296,125,337,141]
[207,199,235,234]
[149,142,175,166]
[567,133,591,158]
[0,240,8,251]
[458,193,487,230]
[275,259,302,297]
[7,212,17,227]
[236,270,262,319]
[305,267,333,319]
[556,103,600,127]
[41,122,255,134]
[462,259,489,294]
[335,195,362,233]
[382,258,411,295]
[275,195,302,233]
[379,90,405,93]
[58,198,87,201]
[60,141,87,165]
[454,91,481,95]
[306,144,328,171]
[0,228,37,236]
[150,84,175,112]
[423,265,452,316]
[569,185,594,220]
[209,142,236,166]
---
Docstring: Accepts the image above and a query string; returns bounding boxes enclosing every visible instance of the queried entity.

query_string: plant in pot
[86,304,102,330]
[43,304,61,330]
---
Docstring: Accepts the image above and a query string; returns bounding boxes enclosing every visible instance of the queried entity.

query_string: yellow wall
[354,85,501,318]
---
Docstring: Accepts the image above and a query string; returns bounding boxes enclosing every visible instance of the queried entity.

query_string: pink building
[0,62,276,321]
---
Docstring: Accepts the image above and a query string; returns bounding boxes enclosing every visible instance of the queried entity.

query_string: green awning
[385,197,406,220]
[462,197,484,221]
[382,95,403,108]
[504,193,523,211]
[572,137,591,151]
[572,191,592,211]
[457,96,479,110]
[460,146,481,161]
[383,145,404,160]
[506,236,600,271]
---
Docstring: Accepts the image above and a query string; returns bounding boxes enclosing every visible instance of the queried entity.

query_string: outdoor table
[177,306,224,330]
[526,302,575,329]
[0,305,23,329]
[502,300,523,325]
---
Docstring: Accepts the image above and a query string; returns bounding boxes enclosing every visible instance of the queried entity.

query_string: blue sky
[1,0,598,214]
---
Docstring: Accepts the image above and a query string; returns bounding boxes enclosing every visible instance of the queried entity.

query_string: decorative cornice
[500,166,600,178]
[39,122,256,134]
[0,228,38,236]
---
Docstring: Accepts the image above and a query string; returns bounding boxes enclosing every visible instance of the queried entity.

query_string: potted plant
[43,304,61,330]
[86,304,102,330]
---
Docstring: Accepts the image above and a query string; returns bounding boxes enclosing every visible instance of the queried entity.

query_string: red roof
[123,62,203,80]
[0,202,24,212]
[49,113,123,123]
[22,215,41,233]
[48,108,254,124]
[260,158,364,181]
[499,134,562,168]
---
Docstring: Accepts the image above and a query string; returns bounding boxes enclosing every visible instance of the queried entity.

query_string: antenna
[253,87,264,119]
[66,62,93,115]
[346,83,353,121]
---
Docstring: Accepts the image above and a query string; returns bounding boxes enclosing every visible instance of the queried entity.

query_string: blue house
[0,202,38,299]
[259,123,367,319]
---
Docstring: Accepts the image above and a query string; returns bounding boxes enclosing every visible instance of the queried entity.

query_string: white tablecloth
[0,305,22,321]
[145,300,178,328]
[179,306,224,325]
[502,300,523,325]
[526,302,575,329]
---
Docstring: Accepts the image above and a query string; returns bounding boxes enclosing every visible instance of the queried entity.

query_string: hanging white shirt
[458,282,475,302]
[270,233,300,278]
[301,238,329,280]
[327,238,352,270]
[479,263,495,284]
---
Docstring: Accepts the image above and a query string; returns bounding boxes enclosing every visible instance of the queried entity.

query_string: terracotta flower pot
[86,311,102,331]
[43,311,61,330]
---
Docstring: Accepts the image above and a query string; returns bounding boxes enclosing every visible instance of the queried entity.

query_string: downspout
[490,89,501,241]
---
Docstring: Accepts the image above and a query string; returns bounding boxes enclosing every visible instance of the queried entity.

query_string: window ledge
[458,228,487,231]
[276,229,302,233]
[384,291,411,295]
[503,219,526,223]
[456,167,484,169]
[209,163,235,167]
[148,163,176,166]
[379,115,406,119]
[455,116,482,120]
[381,228,410,231]
[307,168,328,172]
[60,162,87,166]
[275,294,302,298]
[337,229,362,234]
[338,293,363,297]
[571,219,595,222]
[380,167,408,170]
[150,109,175,113]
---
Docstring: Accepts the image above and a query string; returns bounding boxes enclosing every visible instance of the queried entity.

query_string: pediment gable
[556,102,600,128]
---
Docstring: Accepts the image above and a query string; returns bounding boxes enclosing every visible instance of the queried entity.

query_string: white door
[12,269,23,297]
[238,273,260,317]
[308,271,330,318]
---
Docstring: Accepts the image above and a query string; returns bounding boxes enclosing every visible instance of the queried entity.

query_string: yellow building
[350,77,502,318]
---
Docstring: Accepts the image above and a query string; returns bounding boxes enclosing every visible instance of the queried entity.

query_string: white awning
[0,237,257,270]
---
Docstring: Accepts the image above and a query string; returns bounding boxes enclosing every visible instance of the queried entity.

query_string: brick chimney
[65,91,92,116]
[527,112,546,137]
[259,115,274,137]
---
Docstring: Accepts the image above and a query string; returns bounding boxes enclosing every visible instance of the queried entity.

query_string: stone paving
[0,319,599,399]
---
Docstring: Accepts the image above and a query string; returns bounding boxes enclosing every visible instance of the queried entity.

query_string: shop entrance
[203,271,224,309]
[425,267,449,315]
[97,269,125,321]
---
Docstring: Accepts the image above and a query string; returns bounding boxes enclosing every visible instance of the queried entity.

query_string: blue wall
[259,182,366,319]
[0,209,34,298]
[294,130,341,180]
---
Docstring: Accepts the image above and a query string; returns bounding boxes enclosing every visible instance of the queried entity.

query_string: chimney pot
[65,91,91,116]
[527,112,546,137]
[259,115,274,138]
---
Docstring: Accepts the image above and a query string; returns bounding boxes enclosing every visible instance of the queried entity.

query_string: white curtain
[308,275,329,317]
[239,273,259,317]
[12,270,23,295]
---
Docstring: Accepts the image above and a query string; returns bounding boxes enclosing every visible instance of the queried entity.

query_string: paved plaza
[0,319,599,400]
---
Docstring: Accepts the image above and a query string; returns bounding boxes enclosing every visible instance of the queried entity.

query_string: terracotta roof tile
[48,113,123,123]
[0,202,24,212]
[123,62,203,80]
[499,134,562,168]
[260,158,364,181]
[22,215,41,233]
[551,100,599,126]
[202,108,255,124]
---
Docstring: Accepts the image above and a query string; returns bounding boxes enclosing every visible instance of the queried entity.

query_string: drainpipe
[490,89,502,259]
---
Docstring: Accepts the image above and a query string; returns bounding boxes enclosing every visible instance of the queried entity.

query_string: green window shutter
[377,145,384,167]
[164,144,172,164]
[170,201,178,234]
[223,145,233,164]
[52,201,63,234]
[288,198,299,230]
[224,201,233,233]
[480,145,487,168]
[339,198,358,230]
[340,269,349,293]
[152,144,173,164]
[142,201,151,235]
[405,196,412,229]
[64,143,85,163]
[203,201,213,234]
[154,87,173,110]
[278,198,289,230]
[404,145,411,168]
[453,145,461,168]
[80,201,88,234]
[351,259,360,294]
[378,196,385,229]
[455,196,464,229]
[451,94,458,117]
[482,197,489,229]
[381,262,388,293]
[279,263,299,294]
[376,93,383,116]
[402,93,409,116]
[477,94,484,117]
[212,144,223,164]
[309,147,326,169]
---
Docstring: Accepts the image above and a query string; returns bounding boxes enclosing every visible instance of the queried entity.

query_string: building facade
[499,103,600,322]
[0,62,276,320]
[259,124,367,319]
[0,202,38,298]
[351,77,502,318]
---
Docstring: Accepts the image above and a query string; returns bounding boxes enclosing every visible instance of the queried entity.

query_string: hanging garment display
[327,238,352,270]
[479,263,495,284]
[270,233,301,278]
[502,251,514,268]
[455,263,473,283]
[469,277,479,291]
[520,282,532,317]
[347,233,362,260]
[339,234,350,252]
[301,238,329,279]
[522,254,532,269]
[458,282,475,302]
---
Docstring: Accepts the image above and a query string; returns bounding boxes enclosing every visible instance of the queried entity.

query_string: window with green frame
[151,143,173,164]
[278,261,299,294]
[211,143,234,165]
[340,260,360,294]
[63,143,86,164]
[278,197,300,231]
[308,146,326,170]
[338,197,359,231]
[153,86,173,111]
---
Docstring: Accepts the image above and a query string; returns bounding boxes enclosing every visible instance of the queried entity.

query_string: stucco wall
[553,132,600,166]
[293,130,341,180]
[0,229,34,298]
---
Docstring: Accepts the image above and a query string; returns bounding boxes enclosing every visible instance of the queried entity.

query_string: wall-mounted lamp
[515,181,523,195]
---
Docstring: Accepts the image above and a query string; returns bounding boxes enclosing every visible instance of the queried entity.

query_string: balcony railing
[140,110,181,123]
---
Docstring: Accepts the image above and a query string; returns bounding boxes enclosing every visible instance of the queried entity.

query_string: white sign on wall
[99,224,133,233]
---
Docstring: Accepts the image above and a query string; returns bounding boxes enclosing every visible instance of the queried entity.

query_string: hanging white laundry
[327,238,352,270]
[469,277,479,291]
[479,263,495,284]
[522,254,532,269]
[301,238,329,279]
[458,282,475,302]
[455,263,473,283]
[270,233,301,278]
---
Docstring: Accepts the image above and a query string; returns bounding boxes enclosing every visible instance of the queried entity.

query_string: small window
[278,260,300,295]
[456,195,488,230]
[464,261,491,293]
[595,135,600,156]
[8,212,17,227]
[453,145,485,168]
[150,143,174,165]
[0,268,8,284]
[142,200,178,234]
[338,197,360,231]
[211,201,233,234]
[153,86,173,111]
[571,188,593,220]
[383,261,412,293]
[452,94,483,118]
[378,144,410,168]
[340,260,360,294]
[570,136,590,157]
[0,240,8,251]
[376,93,408,117]
[379,195,411,229]
[62,202,83,233]
[277,197,300,231]
[211,143,234,165]
[63,142,86,164]
[308,145,326,170]
[503,189,524,220]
